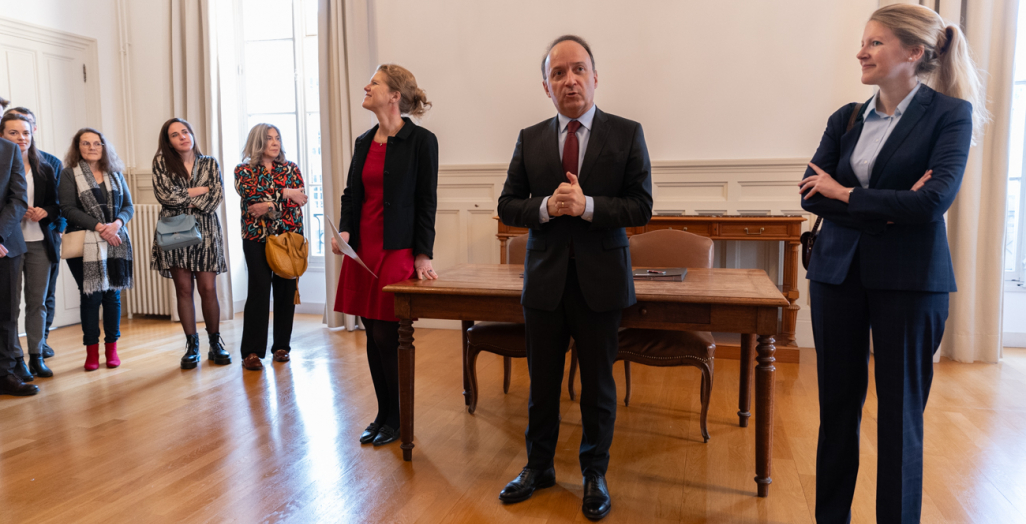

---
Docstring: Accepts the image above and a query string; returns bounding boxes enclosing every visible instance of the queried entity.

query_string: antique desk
[496,215,806,362]
[383,265,789,497]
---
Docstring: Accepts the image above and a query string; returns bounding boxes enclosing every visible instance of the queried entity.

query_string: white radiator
[125,204,173,317]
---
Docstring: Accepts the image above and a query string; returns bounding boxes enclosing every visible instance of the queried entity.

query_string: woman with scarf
[59,128,134,371]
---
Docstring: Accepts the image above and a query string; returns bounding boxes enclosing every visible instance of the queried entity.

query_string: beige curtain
[169,0,235,321]
[319,0,358,329]
[940,0,1018,363]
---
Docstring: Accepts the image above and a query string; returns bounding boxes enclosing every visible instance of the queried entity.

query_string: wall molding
[437,158,809,178]
[0,16,96,50]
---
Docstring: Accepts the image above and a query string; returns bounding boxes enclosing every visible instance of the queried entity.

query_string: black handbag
[801,102,864,271]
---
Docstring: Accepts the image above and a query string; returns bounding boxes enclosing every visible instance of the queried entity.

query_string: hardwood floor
[2,314,1025,523]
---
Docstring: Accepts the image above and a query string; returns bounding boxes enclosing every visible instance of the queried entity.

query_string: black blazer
[0,139,28,259]
[498,107,653,312]
[801,85,972,292]
[28,162,61,263]
[339,117,438,259]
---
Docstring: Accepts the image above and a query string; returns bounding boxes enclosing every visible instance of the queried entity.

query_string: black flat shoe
[180,334,200,370]
[360,422,381,444]
[207,333,231,365]
[372,425,399,446]
[498,467,556,503]
[582,474,611,520]
[0,374,39,396]
[29,355,53,378]
[14,359,33,382]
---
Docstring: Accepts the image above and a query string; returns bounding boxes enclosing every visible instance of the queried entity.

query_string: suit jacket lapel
[837,97,873,187]
[543,116,563,183]
[579,107,608,185]
[869,87,933,187]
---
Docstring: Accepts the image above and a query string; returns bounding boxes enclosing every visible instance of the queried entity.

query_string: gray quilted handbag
[155,214,203,251]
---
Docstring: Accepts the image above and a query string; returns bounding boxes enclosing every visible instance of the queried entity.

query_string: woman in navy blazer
[798,5,988,523]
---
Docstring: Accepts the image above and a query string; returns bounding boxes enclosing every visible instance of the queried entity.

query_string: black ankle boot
[14,358,33,382]
[180,334,201,369]
[208,333,231,365]
[29,355,53,378]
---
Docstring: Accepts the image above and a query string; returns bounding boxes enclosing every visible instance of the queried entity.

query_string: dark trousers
[241,239,296,358]
[0,254,23,377]
[66,257,122,345]
[44,259,59,345]
[810,255,948,524]
[523,263,621,476]
[360,317,400,429]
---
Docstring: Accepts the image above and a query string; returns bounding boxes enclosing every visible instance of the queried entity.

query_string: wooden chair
[569,228,716,441]
[465,235,556,414]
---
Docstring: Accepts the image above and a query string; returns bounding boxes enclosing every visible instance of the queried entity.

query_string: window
[239,0,324,257]
[1006,4,1026,285]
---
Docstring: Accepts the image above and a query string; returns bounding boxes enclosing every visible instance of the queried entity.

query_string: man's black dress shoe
[0,374,39,396]
[498,467,556,503]
[42,345,55,359]
[360,422,381,444]
[372,425,399,446]
[29,355,53,378]
[582,474,611,520]
[13,359,33,382]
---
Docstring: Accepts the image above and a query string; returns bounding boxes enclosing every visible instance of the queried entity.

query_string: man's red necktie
[562,120,582,176]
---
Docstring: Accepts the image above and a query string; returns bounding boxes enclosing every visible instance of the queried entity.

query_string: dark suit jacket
[40,150,66,234]
[801,85,972,292]
[29,162,61,263]
[339,117,438,259]
[498,107,653,312]
[0,139,28,259]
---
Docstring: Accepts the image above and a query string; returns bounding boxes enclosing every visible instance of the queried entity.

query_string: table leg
[462,320,473,406]
[399,318,416,461]
[780,240,800,347]
[755,334,776,497]
[738,333,755,427]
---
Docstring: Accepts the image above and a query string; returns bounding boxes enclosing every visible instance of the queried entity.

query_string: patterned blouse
[151,154,227,277]
[234,160,305,242]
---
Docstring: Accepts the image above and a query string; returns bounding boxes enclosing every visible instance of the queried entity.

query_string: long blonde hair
[870,4,989,142]
[241,123,286,168]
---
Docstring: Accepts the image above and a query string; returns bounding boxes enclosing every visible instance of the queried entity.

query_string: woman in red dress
[333,64,438,446]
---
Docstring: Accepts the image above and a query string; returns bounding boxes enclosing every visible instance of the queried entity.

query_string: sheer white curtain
[170,0,235,321]
[940,0,1018,363]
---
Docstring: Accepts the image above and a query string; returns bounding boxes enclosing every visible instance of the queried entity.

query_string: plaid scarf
[73,162,133,295]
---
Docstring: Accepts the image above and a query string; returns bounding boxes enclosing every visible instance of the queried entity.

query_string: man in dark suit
[4,107,62,360]
[496,35,652,520]
[0,136,34,396]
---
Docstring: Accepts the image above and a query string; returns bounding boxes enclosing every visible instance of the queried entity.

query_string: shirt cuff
[582,196,595,222]
[539,196,551,223]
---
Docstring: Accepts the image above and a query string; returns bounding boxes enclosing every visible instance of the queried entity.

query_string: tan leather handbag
[265,230,308,304]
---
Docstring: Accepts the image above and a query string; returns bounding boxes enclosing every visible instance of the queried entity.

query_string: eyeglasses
[80,141,103,149]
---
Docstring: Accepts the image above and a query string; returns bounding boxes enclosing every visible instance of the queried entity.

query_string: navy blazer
[338,117,438,259]
[0,139,28,259]
[498,108,653,312]
[801,85,972,292]
[29,162,61,263]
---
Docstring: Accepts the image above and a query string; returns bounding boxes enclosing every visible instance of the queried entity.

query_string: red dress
[334,141,415,322]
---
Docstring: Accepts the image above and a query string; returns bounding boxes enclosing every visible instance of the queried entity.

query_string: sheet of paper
[328,221,378,279]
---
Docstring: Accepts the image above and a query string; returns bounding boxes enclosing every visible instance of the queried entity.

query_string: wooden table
[384,265,790,497]
[497,215,806,362]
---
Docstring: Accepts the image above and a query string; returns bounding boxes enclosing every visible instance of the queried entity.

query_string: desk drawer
[719,223,789,238]
[644,222,711,236]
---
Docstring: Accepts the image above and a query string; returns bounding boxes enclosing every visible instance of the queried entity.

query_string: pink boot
[105,342,120,369]
[84,344,100,371]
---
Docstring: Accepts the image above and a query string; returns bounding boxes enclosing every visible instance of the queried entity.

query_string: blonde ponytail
[871,5,990,142]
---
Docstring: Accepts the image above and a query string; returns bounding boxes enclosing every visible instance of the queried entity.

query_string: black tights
[170,268,220,336]
[361,317,400,430]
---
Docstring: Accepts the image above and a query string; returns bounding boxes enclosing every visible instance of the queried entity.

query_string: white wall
[1005,288,1026,347]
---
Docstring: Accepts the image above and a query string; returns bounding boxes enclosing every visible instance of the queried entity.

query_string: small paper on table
[328,221,378,279]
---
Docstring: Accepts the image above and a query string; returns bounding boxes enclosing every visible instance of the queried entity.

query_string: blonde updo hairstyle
[377,64,432,118]
[870,4,989,142]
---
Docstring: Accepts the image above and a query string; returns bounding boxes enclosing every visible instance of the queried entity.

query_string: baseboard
[1004,332,1026,348]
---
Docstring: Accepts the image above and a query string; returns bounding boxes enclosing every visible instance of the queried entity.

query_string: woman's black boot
[181,334,201,369]
[208,333,231,365]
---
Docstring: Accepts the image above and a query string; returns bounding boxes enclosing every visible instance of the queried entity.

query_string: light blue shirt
[539,104,596,223]
[850,82,922,188]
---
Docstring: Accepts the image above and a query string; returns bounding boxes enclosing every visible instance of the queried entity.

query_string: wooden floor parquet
[2,314,1024,523]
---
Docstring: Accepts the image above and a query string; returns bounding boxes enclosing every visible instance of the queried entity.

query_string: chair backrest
[506,234,528,265]
[629,229,714,268]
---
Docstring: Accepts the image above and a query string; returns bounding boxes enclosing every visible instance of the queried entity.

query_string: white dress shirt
[539,104,597,223]
[21,166,44,242]
[850,82,922,188]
